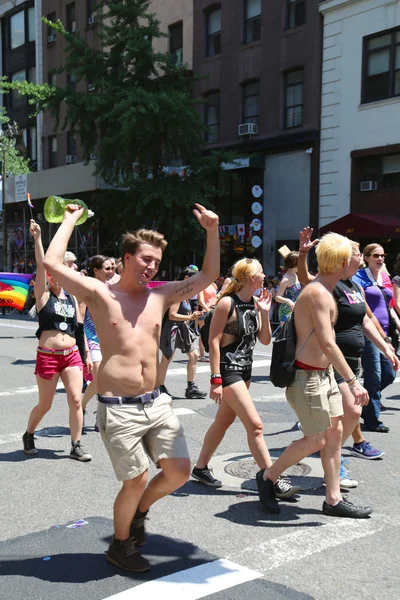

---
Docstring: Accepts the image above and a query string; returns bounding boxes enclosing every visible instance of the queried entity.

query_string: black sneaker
[256,469,280,514]
[70,441,92,462]
[322,499,372,519]
[22,431,37,455]
[129,509,148,547]
[192,465,222,488]
[274,476,302,499]
[107,536,151,572]
[185,385,207,399]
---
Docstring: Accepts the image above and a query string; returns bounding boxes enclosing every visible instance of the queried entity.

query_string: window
[67,73,77,91]
[28,126,37,162]
[10,11,25,49]
[287,0,305,30]
[11,70,26,108]
[47,12,56,41]
[359,154,400,190]
[242,81,260,125]
[205,92,220,144]
[285,70,304,128]
[28,7,35,42]
[363,29,400,103]
[15,129,27,157]
[48,71,57,87]
[28,67,36,84]
[67,132,76,157]
[206,8,221,57]
[169,22,183,66]
[66,3,76,34]
[87,0,97,24]
[244,0,261,44]
[49,136,57,168]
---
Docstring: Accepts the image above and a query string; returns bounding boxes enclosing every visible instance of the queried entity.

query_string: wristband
[345,375,357,387]
[211,373,221,379]
[210,378,222,385]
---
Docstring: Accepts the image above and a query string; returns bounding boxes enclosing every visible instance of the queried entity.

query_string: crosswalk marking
[102,558,263,600]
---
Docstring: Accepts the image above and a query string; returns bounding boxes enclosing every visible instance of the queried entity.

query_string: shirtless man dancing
[257,233,373,518]
[44,203,219,572]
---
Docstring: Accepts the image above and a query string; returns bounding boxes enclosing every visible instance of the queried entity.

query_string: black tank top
[36,291,78,339]
[220,294,259,371]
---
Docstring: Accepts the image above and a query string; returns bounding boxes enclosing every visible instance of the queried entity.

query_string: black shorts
[221,366,252,388]
[334,357,361,385]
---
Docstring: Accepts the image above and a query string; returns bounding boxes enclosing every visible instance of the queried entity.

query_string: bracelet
[345,375,357,387]
[211,373,221,379]
[210,377,222,385]
[384,336,392,344]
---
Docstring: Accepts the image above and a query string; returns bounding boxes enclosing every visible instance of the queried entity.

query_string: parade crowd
[17,203,400,573]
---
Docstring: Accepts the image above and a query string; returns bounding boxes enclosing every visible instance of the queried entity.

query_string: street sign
[15,174,28,202]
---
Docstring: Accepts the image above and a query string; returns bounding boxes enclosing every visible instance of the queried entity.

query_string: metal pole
[2,147,6,271]
[23,206,27,273]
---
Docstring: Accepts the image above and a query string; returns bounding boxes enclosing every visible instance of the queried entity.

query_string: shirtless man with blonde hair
[257,232,373,518]
[44,203,219,572]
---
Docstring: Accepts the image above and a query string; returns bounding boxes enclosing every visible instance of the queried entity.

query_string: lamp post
[0,121,19,271]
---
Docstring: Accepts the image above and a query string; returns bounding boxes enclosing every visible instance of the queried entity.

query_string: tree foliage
[1,0,240,259]
[0,108,30,176]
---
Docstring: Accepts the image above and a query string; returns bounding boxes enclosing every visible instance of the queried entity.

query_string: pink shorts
[34,345,83,380]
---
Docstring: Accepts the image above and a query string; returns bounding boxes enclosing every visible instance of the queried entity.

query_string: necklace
[58,295,69,331]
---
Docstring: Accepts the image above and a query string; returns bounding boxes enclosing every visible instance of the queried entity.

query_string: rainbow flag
[0,273,32,311]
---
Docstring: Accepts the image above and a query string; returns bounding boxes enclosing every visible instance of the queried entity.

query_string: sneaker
[107,536,151,572]
[339,456,358,486]
[185,385,207,399]
[198,356,209,363]
[364,423,390,433]
[274,476,302,499]
[351,441,385,460]
[22,431,37,455]
[322,499,372,518]
[192,465,222,488]
[129,509,148,547]
[70,441,92,462]
[256,469,280,514]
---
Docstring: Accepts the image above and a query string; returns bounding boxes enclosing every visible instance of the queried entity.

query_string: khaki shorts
[96,393,189,481]
[286,367,343,436]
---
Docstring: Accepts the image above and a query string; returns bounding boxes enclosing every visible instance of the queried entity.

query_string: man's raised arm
[43,205,102,303]
[162,204,220,304]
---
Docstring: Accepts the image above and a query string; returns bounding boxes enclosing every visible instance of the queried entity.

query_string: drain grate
[224,458,311,479]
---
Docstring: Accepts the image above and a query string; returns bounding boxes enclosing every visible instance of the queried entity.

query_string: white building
[319,0,400,232]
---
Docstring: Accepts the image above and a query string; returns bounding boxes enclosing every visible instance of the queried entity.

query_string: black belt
[97,387,161,405]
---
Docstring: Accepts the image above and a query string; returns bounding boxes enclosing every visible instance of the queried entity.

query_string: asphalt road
[1,315,399,600]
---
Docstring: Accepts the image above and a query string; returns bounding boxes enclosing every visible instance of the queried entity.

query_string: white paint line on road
[0,432,24,446]
[168,359,271,376]
[0,322,36,331]
[229,514,400,573]
[0,382,65,397]
[103,558,262,600]
[174,408,195,415]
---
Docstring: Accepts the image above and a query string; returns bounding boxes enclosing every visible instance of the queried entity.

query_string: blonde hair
[218,258,261,301]
[316,232,352,275]
[64,251,77,264]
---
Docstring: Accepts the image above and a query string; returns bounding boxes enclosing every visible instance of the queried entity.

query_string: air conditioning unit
[66,155,76,164]
[89,153,96,160]
[360,181,377,192]
[47,34,56,43]
[88,84,95,92]
[88,15,96,25]
[238,122,258,137]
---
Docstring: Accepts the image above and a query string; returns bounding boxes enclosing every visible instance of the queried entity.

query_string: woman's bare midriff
[38,330,77,350]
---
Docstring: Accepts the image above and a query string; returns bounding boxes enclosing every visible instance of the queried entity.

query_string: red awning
[319,213,400,237]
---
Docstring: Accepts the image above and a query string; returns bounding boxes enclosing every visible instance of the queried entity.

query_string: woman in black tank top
[191,258,299,502]
[22,220,91,461]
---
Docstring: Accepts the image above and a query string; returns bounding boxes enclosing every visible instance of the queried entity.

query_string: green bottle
[43,196,93,226]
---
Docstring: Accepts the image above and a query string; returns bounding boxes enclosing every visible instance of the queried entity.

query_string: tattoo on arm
[176,282,194,297]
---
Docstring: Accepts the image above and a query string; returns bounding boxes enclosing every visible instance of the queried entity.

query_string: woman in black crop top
[191,258,299,502]
[22,220,91,461]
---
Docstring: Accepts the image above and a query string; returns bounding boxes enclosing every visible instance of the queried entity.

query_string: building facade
[150,0,193,69]
[319,0,400,230]
[193,0,323,273]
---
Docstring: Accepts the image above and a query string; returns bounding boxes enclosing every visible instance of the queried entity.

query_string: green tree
[1,0,239,261]
[0,109,30,176]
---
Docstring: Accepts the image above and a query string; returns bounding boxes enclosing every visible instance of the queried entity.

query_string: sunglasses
[370,253,386,259]
[103,266,115,271]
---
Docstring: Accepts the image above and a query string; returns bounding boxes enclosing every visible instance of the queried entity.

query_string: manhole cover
[224,458,311,479]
